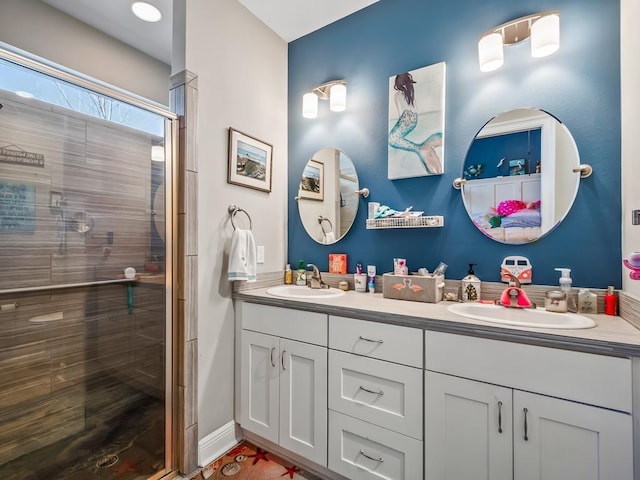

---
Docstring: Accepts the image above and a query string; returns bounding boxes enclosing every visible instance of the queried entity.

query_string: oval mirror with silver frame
[461,108,580,244]
[297,148,359,245]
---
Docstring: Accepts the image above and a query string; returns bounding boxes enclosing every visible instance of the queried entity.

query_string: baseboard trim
[198,421,243,467]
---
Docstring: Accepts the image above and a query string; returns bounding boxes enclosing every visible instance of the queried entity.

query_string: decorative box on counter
[382,273,445,303]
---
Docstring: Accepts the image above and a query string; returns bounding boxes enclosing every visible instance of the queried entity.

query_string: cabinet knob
[498,401,503,434]
[281,350,287,371]
[523,407,529,441]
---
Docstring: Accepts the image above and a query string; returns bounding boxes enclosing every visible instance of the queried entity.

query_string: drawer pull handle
[498,401,503,434]
[281,350,287,371]
[360,450,384,463]
[359,386,384,396]
[359,336,384,344]
[270,347,276,367]
[523,407,529,441]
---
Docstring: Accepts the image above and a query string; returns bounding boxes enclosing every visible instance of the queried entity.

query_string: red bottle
[604,286,617,316]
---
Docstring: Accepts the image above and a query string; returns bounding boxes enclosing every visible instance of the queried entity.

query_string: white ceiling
[41,0,380,65]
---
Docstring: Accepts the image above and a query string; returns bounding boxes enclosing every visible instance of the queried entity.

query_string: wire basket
[366,216,444,229]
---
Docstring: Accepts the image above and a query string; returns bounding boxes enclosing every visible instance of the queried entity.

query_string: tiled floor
[0,379,165,480]
[191,442,321,480]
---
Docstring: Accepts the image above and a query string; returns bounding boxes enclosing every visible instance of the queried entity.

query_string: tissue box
[382,273,445,303]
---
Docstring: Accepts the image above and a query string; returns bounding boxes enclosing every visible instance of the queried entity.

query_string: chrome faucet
[498,273,535,308]
[306,264,329,289]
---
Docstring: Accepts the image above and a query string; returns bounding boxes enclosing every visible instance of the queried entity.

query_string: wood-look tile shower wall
[0,94,165,465]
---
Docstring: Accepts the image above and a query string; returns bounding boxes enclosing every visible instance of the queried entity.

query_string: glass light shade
[531,14,560,57]
[151,145,165,162]
[478,32,504,72]
[131,2,162,22]
[329,83,347,112]
[302,92,318,118]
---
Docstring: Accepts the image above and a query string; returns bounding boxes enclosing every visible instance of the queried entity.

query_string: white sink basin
[266,285,346,299]
[447,302,596,329]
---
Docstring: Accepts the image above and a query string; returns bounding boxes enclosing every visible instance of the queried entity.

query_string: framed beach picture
[227,128,273,192]
[388,61,446,179]
[298,159,324,201]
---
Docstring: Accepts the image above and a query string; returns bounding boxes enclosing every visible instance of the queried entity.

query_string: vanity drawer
[239,302,327,346]
[425,331,632,412]
[329,350,422,440]
[328,410,423,480]
[329,316,422,367]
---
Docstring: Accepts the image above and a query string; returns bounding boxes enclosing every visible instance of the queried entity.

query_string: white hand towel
[324,231,336,243]
[228,228,257,282]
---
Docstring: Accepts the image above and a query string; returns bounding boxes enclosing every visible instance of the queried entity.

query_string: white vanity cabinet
[237,303,328,466]
[328,316,424,480]
[424,331,634,480]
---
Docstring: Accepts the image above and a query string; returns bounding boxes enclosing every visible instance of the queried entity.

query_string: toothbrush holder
[354,274,368,292]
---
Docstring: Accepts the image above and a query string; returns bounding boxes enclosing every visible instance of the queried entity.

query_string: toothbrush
[356,263,362,275]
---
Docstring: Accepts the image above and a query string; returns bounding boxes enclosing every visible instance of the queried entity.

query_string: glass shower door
[0,52,174,480]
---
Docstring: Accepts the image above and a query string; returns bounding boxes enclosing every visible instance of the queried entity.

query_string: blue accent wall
[288,0,621,288]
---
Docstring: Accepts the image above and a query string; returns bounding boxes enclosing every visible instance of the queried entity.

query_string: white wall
[621,0,640,297]
[185,0,288,439]
[0,0,170,105]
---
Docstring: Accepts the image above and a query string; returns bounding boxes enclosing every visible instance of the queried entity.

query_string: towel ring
[228,204,252,230]
[318,216,333,235]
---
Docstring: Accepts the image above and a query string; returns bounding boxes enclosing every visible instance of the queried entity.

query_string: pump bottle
[296,260,306,286]
[555,268,576,312]
[461,263,481,302]
[605,286,617,315]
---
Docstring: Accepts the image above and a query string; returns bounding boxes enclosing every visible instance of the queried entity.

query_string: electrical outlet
[257,245,265,264]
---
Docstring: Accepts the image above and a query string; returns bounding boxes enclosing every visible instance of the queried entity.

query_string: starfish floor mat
[191,441,322,480]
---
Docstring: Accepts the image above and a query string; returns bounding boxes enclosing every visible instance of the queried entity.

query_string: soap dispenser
[555,268,576,312]
[461,264,481,302]
[296,260,307,286]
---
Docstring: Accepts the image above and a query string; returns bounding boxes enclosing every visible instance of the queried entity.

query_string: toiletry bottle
[296,260,306,286]
[367,265,376,293]
[577,288,597,314]
[555,268,576,312]
[605,286,617,315]
[284,264,292,285]
[461,263,481,302]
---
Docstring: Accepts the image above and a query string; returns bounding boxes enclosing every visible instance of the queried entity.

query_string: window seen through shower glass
[0,55,172,479]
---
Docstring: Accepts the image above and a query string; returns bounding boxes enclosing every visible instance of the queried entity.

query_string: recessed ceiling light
[131,2,162,23]
[15,91,34,99]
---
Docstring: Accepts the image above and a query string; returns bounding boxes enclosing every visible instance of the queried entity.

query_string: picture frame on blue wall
[388,61,446,180]
[227,127,273,193]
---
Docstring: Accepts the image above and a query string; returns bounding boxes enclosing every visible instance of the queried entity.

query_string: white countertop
[235,287,640,357]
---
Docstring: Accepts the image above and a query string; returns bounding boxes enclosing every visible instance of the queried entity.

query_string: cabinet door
[279,338,328,466]
[240,330,279,443]
[425,371,512,480]
[514,390,633,480]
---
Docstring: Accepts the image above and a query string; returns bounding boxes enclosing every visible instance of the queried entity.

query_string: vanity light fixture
[302,80,347,118]
[131,2,163,23]
[478,10,559,72]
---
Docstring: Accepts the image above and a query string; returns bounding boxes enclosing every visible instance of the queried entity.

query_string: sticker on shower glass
[0,181,35,232]
[0,145,45,168]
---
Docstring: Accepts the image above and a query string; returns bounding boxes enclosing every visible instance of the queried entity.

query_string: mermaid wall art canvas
[388,62,445,179]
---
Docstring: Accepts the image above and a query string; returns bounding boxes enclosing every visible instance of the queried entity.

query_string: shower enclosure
[0,47,175,479]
